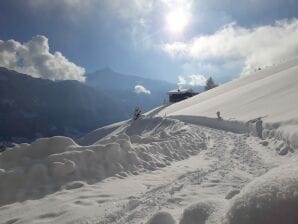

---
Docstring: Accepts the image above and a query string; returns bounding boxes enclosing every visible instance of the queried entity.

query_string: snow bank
[170,115,248,134]
[0,117,207,206]
[224,162,298,224]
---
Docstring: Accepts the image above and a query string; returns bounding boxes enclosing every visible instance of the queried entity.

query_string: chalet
[168,88,198,103]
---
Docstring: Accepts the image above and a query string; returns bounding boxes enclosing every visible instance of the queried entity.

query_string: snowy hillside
[158,58,298,150]
[0,59,298,224]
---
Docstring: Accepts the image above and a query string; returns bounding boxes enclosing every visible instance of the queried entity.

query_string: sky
[0,0,298,85]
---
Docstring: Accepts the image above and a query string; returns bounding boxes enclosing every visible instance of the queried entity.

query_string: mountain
[86,67,177,113]
[0,67,125,142]
[0,67,176,143]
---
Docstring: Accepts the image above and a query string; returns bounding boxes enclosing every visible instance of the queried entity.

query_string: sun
[166,8,189,34]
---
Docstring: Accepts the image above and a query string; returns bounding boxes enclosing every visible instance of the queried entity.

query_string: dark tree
[204,77,218,91]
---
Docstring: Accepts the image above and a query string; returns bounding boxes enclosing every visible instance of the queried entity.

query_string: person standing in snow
[256,118,263,139]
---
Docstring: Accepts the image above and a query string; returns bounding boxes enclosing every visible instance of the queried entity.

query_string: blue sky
[0,0,298,85]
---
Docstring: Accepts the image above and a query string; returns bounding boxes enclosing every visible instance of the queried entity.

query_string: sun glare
[166,8,189,34]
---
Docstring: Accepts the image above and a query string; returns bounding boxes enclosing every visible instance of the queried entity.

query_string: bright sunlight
[166,8,189,33]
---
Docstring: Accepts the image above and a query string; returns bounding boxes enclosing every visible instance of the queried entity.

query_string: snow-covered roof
[167,88,193,94]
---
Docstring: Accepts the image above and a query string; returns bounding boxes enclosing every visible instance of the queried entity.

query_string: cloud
[134,85,151,94]
[27,0,154,21]
[0,35,85,81]
[177,74,207,87]
[178,76,187,85]
[162,19,298,75]
[189,74,207,86]
[28,0,95,12]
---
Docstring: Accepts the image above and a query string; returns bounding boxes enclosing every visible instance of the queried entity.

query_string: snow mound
[0,117,207,206]
[224,163,298,224]
[274,124,298,150]
[179,199,227,224]
[147,211,176,224]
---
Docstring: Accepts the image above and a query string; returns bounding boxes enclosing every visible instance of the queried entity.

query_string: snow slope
[0,58,298,224]
[158,58,298,149]
[159,58,298,122]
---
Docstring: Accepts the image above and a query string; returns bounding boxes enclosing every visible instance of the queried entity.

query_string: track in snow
[93,124,280,224]
[0,119,286,224]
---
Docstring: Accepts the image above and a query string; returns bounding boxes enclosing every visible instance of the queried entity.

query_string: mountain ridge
[0,66,175,143]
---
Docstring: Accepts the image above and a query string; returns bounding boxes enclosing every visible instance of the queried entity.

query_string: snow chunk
[275,124,298,150]
[224,163,298,224]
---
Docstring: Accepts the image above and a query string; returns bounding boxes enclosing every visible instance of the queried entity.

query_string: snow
[158,57,298,149]
[180,199,227,224]
[77,120,127,146]
[0,58,298,223]
[147,211,176,224]
[168,88,193,94]
[0,118,207,207]
[224,162,298,224]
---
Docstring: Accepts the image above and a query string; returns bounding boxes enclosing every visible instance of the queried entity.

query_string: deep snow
[0,58,298,223]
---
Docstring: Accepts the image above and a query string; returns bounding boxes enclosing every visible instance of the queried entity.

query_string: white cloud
[162,19,298,75]
[178,76,187,85]
[177,74,207,87]
[0,35,85,81]
[134,85,151,94]
[189,74,207,86]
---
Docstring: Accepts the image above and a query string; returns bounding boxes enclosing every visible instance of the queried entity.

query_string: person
[256,118,263,139]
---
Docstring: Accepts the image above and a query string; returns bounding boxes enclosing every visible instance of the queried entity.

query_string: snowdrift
[224,162,298,224]
[179,199,227,224]
[158,58,298,150]
[0,118,207,206]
